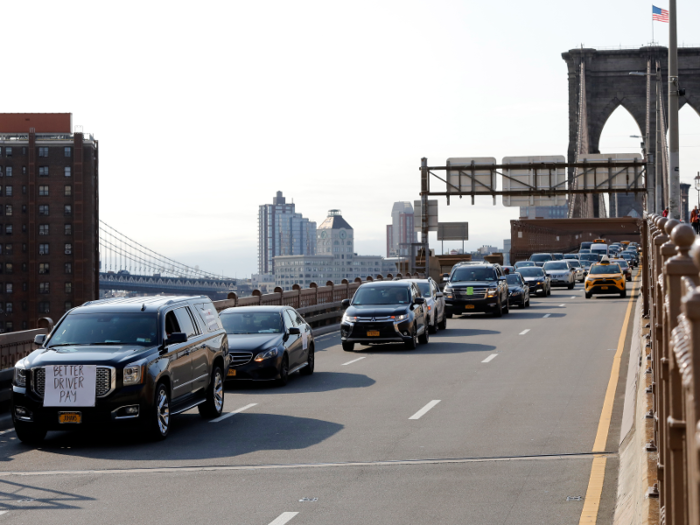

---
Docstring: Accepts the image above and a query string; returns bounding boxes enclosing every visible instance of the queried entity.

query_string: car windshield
[47,313,159,347]
[353,285,411,305]
[518,268,544,277]
[590,264,621,275]
[543,262,569,270]
[417,282,432,298]
[220,312,284,334]
[580,254,599,261]
[514,262,535,267]
[567,260,581,267]
[506,275,522,285]
[622,253,633,259]
[614,260,629,269]
[530,254,552,262]
[451,268,497,282]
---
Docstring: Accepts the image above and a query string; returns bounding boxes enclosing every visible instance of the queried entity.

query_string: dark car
[219,306,314,386]
[11,296,229,444]
[621,251,638,267]
[529,253,553,267]
[517,266,551,297]
[340,281,428,351]
[443,263,509,317]
[506,273,530,308]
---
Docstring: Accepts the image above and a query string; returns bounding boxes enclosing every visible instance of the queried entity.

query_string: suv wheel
[418,324,429,344]
[148,382,170,441]
[342,342,354,352]
[14,422,47,445]
[493,300,503,317]
[438,314,447,330]
[199,366,224,419]
[568,282,574,290]
[503,299,509,314]
[429,315,438,334]
[277,355,289,387]
[405,327,418,350]
[620,290,627,298]
[300,345,314,375]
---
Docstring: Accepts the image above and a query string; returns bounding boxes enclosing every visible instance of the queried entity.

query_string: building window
[4,205,11,217]
[64,205,72,216]
[38,185,48,196]
[65,282,72,293]
[38,147,48,158]
[38,166,48,176]
[39,243,49,255]
[39,224,49,236]
[64,224,72,235]
[5,263,12,274]
[21,225,25,233]
[38,301,49,313]
[5,186,11,197]
[39,283,49,294]
[22,282,27,291]
[64,147,71,157]
[21,243,26,253]
[5,244,12,255]
[39,205,49,216]
[64,301,72,311]
[64,185,72,196]
[64,243,72,255]
[5,302,12,313]
[5,167,12,178]
[64,167,71,177]
[4,225,11,236]
[39,263,50,274]
[5,322,12,332]
[22,185,26,194]
[21,205,26,214]
[5,283,12,294]
[21,167,26,175]
[21,263,26,272]
[64,262,72,274]
[21,321,27,329]
[5,147,11,157]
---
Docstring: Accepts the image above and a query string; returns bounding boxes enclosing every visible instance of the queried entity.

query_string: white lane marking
[571,296,576,299]
[268,512,298,525]
[210,403,257,423]
[409,400,441,420]
[519,329,530,335]
[558,304,565,307]
[0,428,16,436]
[481,354,498,363]
[0,511,7,516]
[543,314,551,318]
[342,357,366,366]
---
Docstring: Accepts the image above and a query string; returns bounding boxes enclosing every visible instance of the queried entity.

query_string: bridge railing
[642,214,700,525]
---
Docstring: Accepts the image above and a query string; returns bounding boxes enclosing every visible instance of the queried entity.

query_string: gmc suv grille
[32,367,113,398]
[229,352,253,367]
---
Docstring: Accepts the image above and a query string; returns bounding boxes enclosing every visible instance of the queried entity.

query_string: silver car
[406,278,447,334]
[542,260,576,289]
[565,259,586,282]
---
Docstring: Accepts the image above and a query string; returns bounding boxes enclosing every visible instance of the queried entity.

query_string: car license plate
[601,286,608,290]
[465,305,475,309]
[367,330,380,337]
[227,369,237,377]
[58,412,82,424]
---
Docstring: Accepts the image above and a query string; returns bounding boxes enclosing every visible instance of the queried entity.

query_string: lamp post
[695,172,700,208]
[629,71,658,214]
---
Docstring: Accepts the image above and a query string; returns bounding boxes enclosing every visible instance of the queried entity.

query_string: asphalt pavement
[0,276,637,524]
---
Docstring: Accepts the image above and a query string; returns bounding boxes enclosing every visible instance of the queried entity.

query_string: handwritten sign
[44,365,97,407]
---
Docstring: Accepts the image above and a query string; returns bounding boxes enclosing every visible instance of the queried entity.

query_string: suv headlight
[254,347,279,362]
[13,363,27,388]
[123,364,144,385]
[393,314,408,322]
[342,314,358,323]
[487,288,498,298]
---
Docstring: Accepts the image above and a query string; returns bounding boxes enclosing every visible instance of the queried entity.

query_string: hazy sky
[5,1,700,277]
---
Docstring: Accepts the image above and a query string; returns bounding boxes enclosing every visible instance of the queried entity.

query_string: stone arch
[589,98,645,155]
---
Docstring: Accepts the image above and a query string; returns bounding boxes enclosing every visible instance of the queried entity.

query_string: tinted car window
[506,274,522,286]
[174,307,197,338]
[590,264,621,275]
[517,268,545,277]
[417,282,431,297]
[353,285,411,305]
[221,312,284,334]
[567,260,581,267]
[530,254,553,262]
[48,313,159,347]
[451,268,497,282]
[195,303,223,332]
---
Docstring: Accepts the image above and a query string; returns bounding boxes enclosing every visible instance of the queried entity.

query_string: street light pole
[668,0,681,219]
[695,172,700,208]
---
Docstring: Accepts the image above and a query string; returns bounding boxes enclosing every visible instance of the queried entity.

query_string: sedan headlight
[342,314,359,323]
[254,347,279,362]
[13,365,27,388]
[123,364,144,385]
[393,314,408,322]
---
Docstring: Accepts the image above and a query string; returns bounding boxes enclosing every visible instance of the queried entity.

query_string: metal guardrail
[642,214,700,525]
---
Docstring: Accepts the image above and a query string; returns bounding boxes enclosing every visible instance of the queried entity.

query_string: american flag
[652,5,669,22]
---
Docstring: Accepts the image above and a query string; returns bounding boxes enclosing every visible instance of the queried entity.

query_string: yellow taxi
[584,257,626,299]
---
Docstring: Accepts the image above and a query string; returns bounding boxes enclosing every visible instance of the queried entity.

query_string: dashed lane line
[543,314,551,318]
[559,304,565,307]
[481,354,498,363]
[519,329,530,335]
[210,403,257,423]
[409,400,441,420]
[342,357,366,366]
[268,512,298,525]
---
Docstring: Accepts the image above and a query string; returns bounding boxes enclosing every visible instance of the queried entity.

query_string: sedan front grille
[32,367,113,398]
[230,352,253,367]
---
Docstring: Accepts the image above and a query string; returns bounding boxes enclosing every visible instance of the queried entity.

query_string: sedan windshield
[530,254,552,262]
[614,260,629,269]
[518,268,545,277]
[48,313,159,347]
[220,312,284,334]
[580,254,600,261]
[514,261,535,268]
[353,286,411,305]
[590,264,621,275]
[506,275,522,286]
[567,260,581,268]
[417,283,432,298]
[543,262,569,271]
[451,268,497,282]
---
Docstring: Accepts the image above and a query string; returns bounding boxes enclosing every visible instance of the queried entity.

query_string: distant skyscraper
[386,202,416,257]
[258,191,316,275]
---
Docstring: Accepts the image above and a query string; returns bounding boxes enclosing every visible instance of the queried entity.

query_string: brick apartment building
[0,113,98,331]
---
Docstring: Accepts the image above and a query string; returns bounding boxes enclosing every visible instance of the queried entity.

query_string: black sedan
[340,281,428,351]
[517,266,551,297]
[506,273,530,308]
[219,306,314,386]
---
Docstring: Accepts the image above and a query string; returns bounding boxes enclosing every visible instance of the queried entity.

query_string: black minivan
[11,296,229,444]
[340,281,428,351]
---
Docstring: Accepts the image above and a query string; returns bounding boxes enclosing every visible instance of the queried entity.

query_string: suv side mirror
[165,332,188,345]
[341,299,350,308]
[34,334,46,346]
[414,297,426,305]
[288,327,301,335]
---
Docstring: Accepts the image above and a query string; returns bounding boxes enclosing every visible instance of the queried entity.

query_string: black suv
[340,281,428,351]
[11,296,229,444]
[443,263,509,317]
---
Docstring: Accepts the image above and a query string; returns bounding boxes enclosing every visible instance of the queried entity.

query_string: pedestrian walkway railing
[642,214,700,525]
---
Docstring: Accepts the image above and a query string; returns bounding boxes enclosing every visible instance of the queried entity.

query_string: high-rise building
[0,113,98,331]
[258,191,316,275]
[386,202,416,257]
